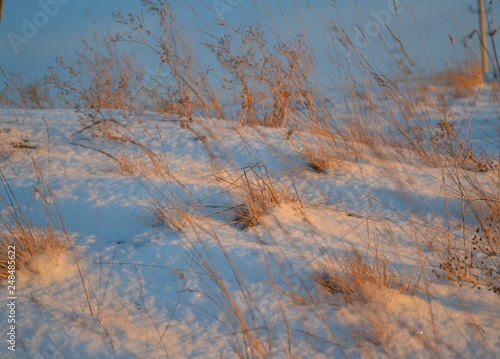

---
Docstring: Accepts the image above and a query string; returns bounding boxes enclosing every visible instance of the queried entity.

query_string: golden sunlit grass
[312,249,408,305]
[216,162,287,229]
[420,61,484,98]
[145,196,195,231]
[299,128,340,173]
[0,228,66,280]
[1,0,499,357]
[443,61,483,95]
[0,172,67,280]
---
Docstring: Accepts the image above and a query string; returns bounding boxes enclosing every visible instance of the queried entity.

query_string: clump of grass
[113,1,221,125]
[470,214,500,294]
[141,173,197,232]
[302,130,340,173]
[0,172,67,279]
[0,70,56,109]
[432,183,500,295]
[48,1,225,133]
[0,228,66,280]
[47,33,141,116]
[428,117,469,165]
[307,156,330,173]
[313,250,407,305]
[288,120,345,173]
[113,152,145,177]
[145,196,195,232]
[432,228,499,295]
[112,151,163,178]
[40,0,321,131]
[217,162,286,229]
[418,60,483,99]
[205,22,317,127]
[442,61,483,97]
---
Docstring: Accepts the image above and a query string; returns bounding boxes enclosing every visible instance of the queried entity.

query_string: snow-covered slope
[0,88,499,358]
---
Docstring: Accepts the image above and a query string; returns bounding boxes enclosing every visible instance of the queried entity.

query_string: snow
[0,87,499,358]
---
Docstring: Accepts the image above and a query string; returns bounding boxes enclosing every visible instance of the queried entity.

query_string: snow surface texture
[0,89,499,358]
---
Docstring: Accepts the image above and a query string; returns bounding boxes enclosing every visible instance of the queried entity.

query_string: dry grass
[188,239,273,357]
[0,228,66,280]
[0,172,67,280]
[145,196,195,232]
[112,152,163,178]
[71,120,166,178]
[0,70,55,109]
[113,1,224,124]
[0,112,95,317]
[2,0,500,357]
[442,61,483,97]
[294,122,344,173]
[431,168,500,295]
[216,162,287,229]
[417,61,483,99]
[302,141,334,173]
[47,33,140,114]
[313,249,408,305]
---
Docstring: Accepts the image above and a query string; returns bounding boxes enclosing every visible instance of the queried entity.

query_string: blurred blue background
[0,0,498,85]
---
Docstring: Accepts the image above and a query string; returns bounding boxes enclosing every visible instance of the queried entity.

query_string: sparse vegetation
[432,170,500,295]
[1,0,499,357]
[216,162,287,229]
[313,249,408,305]
[145,191,195,231]
[0,170,67,280]
[0,70,55,109]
